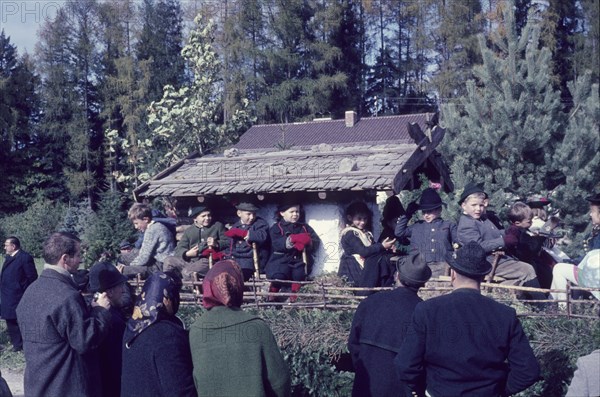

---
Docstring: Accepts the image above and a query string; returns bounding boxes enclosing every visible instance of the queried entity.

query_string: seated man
[164,205,227,279]
[120,203,175,277]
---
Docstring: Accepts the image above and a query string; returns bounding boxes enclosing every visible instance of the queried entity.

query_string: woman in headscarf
[189,260,291,397]
[121,272,196,397]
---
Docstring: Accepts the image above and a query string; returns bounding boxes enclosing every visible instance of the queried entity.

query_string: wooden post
[252,242,260,279]
[566,283,571,318]
[192,272,202,303]
[486,251,503,292]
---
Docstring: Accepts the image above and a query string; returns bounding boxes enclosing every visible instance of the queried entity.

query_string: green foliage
[441,3,564,210]
[146,16,254,169]
[0,199,65,257]
[81,191,135,266]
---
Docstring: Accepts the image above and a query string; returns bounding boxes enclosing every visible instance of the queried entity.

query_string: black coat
[349,287,423,397]
[338,229,385,285]
[227,217,270,272]
[395,288,540,397]
[121,318,196,397]
[0,250,37,319]
[97,306,126,397]
[265,221,319,278]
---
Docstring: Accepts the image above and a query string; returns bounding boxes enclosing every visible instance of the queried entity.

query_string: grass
[0,322,25,370]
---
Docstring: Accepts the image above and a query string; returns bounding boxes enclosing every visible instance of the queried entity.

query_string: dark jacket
[121,317,196,397]
[16,268,111,397]
[227,217,270,272]
[97,306,126,397]
[0,250,37,319]
[265,221,319,277]
[338,228,385,285]
[395,288,540,397]
[395,217,458,263]
[174,222,228,261]
[349,287,423,397]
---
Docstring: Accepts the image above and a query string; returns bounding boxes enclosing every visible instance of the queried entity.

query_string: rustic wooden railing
[127,275,600,319]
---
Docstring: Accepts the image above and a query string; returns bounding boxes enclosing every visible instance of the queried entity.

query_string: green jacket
[174,222,228,261]
[189,306,291,397]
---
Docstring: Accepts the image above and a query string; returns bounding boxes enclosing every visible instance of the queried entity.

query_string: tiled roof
[137,143,417,198]
[234,112,435,150]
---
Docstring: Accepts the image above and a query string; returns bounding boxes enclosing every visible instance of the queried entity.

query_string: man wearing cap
[166,205,227,278]
[349,253,432,397]
[88,262,129,397]
[225,202,270,281]
[395,188,458,278]
[395,241,540,397]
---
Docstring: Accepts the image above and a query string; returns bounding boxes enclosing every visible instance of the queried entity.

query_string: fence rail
[128,275,600,319]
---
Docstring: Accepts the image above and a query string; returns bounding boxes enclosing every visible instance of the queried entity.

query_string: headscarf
[124,272,181,347]
[202,260,245,309]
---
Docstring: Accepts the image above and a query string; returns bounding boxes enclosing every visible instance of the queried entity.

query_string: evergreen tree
[552,71,600,255]
[441,3,563,210]
[136,0,185,102]
[0,32,40,213]
[146,16,253,171]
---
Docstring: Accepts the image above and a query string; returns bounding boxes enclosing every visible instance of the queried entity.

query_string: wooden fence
[128,275,600,319]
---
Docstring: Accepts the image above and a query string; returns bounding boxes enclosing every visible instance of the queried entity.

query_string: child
[121,203,175,277]
[224,202,270,281]
[164,205,227,279]
[338,202,395,287]
[265,201,319,302]
[583,193,600,254]
[394,188,458,278]
[504,202,552,287]
[378,196,410,255]
[457,183,545,300]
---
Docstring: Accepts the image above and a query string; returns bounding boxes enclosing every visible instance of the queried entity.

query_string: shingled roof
[134,112,452,199]
[234,112,434,150]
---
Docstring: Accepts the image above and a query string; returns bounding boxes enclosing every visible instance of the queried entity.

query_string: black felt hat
[189,205,210,218]
[88,262,127,293]
[236,202,259,212]
[418,188,445,211]
[586,193,600,205]
[458,182,487,205]
[526,194,552,209]
[448,241,491,277]
[396,253,432,284]
[119,241,133,250]
[382,195,405,220]
[277,198,301,212]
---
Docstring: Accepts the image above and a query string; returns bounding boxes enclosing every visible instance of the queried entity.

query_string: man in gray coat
[16,232,112,397]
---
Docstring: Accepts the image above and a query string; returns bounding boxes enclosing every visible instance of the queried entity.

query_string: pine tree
[441,3,564,210]
[146,16,253,171]
[552,71,600,255]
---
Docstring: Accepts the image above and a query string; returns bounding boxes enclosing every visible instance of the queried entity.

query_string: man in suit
[395,241,540,397]
[349,253,432,397]
[1,236,37,352]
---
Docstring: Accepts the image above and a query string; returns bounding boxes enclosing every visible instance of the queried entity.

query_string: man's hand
[92,292,111,310]
[185,246,199,258]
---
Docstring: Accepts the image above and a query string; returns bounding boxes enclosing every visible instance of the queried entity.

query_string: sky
[0,0,66,54]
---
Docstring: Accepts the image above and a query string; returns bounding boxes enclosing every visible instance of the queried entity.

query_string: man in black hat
[395,241,540,397]
[224,202,270,281]
[88,262,129,397]
[348,253,432,397]
[395,188,458,277]
[165,205,227,278]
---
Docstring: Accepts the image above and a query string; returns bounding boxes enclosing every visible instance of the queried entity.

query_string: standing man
[348,253,432,397]
[16,232,112,397]
[395,241,540,397]
[0,236,37,352]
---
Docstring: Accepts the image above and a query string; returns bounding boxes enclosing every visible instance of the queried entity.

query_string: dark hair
[5,236,20,250]
[345,202,373,229]
[508,202,532,223]
[43,232,81,265]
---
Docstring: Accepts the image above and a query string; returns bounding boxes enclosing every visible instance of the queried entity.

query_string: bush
[0,199,65,257]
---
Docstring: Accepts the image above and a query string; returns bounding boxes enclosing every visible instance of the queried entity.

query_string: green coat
[174,222,228,261]
[189,306,291,397]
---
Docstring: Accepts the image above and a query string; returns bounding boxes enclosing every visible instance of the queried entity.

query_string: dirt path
[0,368,24,397]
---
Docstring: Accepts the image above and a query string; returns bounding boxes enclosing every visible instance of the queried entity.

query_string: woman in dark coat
[121,272,196,397]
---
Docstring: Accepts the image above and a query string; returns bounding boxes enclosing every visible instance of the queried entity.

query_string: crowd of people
[0,183,599,396]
